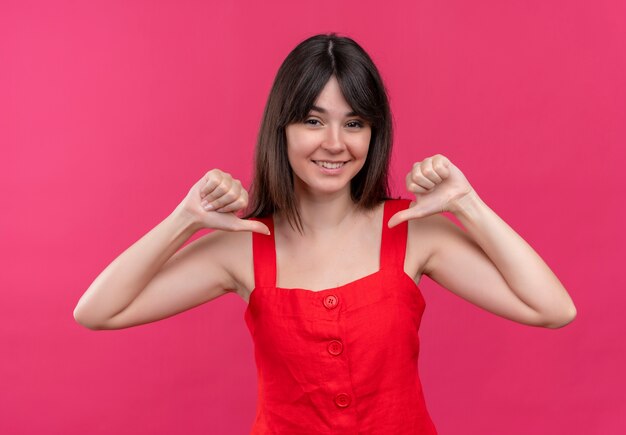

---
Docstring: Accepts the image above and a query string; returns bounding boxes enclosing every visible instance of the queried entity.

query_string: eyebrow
[310,105,358,117]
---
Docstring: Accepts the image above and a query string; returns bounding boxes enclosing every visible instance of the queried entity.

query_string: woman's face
[285,75,371,199]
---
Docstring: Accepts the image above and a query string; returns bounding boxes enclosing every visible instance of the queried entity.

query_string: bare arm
[391,154,576,329]
[73,169,269,330]
[74,209,201,329]
[427,190,577,328]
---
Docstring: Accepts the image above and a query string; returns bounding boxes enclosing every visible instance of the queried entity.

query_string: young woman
[74,33,576,434]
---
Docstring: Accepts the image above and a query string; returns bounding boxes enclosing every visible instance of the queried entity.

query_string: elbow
[73,306,108,331]
[542,304,577,329]
[73,309,96,330]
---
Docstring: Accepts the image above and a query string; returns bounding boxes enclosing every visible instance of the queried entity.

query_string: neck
[290,185,358,237]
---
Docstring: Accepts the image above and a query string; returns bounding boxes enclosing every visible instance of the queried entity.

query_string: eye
[304,118,321,126]
[347,120,364,128]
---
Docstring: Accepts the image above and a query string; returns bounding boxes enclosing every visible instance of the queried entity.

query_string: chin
[305,181,355,197]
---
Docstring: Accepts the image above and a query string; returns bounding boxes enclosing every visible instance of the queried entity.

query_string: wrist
[448,189,484,219]
[170,205,204,234]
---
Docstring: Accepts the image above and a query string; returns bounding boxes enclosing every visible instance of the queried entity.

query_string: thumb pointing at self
[387,154,474,228]
[236,219,271,235]
[387,200,444,228]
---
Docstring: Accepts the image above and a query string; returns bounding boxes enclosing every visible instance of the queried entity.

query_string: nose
[321,124,346,153]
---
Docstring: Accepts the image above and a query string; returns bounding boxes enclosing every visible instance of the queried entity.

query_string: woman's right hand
[176,169,270,235]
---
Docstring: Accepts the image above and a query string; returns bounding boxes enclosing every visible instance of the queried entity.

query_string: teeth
[315,161,345,169]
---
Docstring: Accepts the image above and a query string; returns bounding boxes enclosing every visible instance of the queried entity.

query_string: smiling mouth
[312,160,348,169]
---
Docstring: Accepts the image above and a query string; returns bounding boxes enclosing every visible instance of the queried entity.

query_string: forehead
[311,76,354,116]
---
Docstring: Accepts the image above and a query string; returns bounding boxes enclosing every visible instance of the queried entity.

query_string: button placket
[320,293,354,410]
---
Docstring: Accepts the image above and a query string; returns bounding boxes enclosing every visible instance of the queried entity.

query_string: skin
[73,75,576,330]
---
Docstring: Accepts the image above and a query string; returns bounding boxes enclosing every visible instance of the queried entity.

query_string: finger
[200,171,224,197]
[233,219,271,235]
[214,196,247,214]
[387,209,414,228]
[211,182,243,211]
[389,200,441,226]
[406,172,429,193]
[203,177,233,203]
[407,181,429,195]
[416,177,436,190]
[432,155,450,179]
[421,157,444,184]
[408,166,436,190]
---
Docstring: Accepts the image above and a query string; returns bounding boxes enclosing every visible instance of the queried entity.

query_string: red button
[323,294,339,309]
[327,340,343,355]
[334,393,351,408]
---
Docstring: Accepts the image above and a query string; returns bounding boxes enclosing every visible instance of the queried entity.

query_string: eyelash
[305,118,364,128]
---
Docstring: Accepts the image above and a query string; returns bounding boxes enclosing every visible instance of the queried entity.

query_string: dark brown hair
[243,32,394,233]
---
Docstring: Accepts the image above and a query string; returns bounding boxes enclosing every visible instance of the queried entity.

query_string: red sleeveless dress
[244,198,438,434]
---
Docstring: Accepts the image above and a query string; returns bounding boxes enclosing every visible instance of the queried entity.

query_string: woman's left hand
[388,154,475,227]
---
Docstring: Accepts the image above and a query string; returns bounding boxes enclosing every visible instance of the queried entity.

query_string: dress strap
[250,216,276,288]
[380,198,413,270]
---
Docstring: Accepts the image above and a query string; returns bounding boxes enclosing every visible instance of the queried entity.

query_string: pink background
[1,0,624,434]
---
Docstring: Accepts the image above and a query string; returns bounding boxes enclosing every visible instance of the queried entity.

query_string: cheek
[286,128,305,152]
[355,136,371,160]
[286,139,303,162]
[357,130,372,154]
[285,130,300,164]
[287,137,319,167]
[286,141,309,172]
